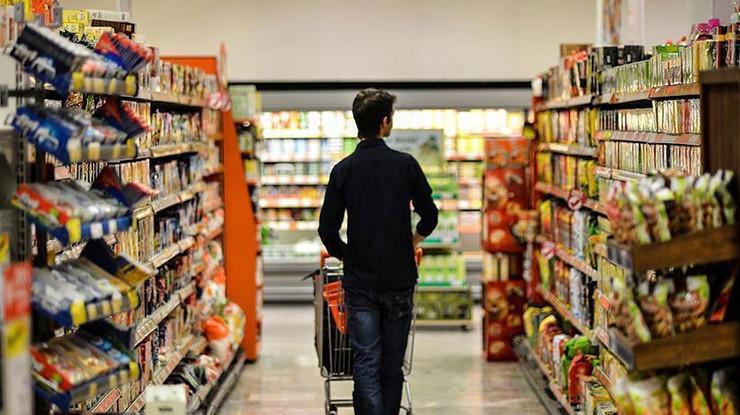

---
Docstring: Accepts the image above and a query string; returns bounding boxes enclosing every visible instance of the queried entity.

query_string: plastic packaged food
[669,275,710,333]
[691,372,713,415]
[667,372,692,415]
[628,376,670,415]
[711,367,738,415]
[612,376,636,415]
[637,279,674,338]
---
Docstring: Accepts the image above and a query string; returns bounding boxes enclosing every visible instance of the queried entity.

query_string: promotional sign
[386,129,444,174]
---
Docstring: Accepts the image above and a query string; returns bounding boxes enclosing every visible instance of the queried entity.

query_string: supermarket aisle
[220,305,546,415]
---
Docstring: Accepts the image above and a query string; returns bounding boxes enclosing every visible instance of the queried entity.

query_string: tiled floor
[220,305,546,415]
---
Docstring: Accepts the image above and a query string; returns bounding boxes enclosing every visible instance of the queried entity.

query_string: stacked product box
[482,137,530,361]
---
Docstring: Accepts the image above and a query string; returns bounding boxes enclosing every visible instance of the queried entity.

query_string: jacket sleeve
[410,158,439,237]
[318,167,347,259]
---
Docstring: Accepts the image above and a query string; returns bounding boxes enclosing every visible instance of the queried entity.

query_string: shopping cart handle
[415,248,423,266]
[302,269,320,281]
[320,250,331,267]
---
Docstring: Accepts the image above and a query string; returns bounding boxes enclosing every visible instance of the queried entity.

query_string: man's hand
[413,232,425,248]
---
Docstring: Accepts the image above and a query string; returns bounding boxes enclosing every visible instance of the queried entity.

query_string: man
[318,89,439,415]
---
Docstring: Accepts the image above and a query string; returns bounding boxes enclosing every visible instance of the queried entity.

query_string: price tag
[567,189,585,211]
[541,241,555,260]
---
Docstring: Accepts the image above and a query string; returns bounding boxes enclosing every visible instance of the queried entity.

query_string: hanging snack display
[607,171,735,245]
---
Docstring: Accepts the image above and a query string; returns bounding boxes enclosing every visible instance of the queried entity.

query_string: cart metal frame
[314,262,416,415]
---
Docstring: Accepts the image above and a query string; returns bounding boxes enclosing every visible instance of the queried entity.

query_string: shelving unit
[536,285,592,338]
[524,37,740,414]
[512,337,578,415]
[0,10,256,413]
[605,323,740,371]
[224,83,264,360]
[606,225,739,272]
[534,183,607,216]
[537,142,598,158]
[535,235,599,279]
[594,130,702,146]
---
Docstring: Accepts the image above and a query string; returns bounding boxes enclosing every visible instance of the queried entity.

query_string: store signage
[386,129,444,172]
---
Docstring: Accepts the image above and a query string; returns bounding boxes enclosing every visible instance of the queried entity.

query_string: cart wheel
[329,405,338,415]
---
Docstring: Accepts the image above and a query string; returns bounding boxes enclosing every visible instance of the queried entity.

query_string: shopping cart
[313,250,421,415]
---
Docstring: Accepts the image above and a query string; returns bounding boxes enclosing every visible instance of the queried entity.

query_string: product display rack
[524,29,740,414]
[512,337,577,415]
[0,10,254,415]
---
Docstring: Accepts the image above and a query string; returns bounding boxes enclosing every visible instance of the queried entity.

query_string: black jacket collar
[357,138,387,149]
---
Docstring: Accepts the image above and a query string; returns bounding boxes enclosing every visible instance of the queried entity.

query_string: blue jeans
[345,286,414,415]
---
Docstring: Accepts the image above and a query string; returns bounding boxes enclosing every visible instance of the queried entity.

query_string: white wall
[644,0,705,46]
[112,0,596,82]
[643,0,737,47]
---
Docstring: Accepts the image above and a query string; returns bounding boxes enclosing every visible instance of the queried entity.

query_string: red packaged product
[483,281,527,361]
[567,353,594,405]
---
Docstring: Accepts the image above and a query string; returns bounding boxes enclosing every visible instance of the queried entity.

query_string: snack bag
[628,183,652,244]
[717,170,736,225]
[552,334,569,384]
[628,376,670,415]
[670,275,710,333]
[691,373,713,415]
[667,372,692,415]
[668,175,697,236]
[568,353,595,405]
[222,301,246,347]
[614,294,652,344]
[707,172,726,228]
[693,174,720,230]
[637,279,674,338]
[204,315,232,361]
[709,274,736,323]
[711,367,738,415]
[523,306,541,340]
[561,336,592,391]
[612,377,636,415]
[649,178,673,242]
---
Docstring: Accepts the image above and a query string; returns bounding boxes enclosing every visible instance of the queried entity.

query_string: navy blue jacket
[318,138,438,290]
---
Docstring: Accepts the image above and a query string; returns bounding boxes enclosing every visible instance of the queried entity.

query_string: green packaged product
[650,179,673,242]
[612,376,636,415]
[626,296,653,343]
[691,372,713,415]
[711,367,738,415]
[692,174,721,230]
[628,376,670,415]
[560,336,592,391]
[708,173,725,228]
[715,170,736,225]
[626,183,651,244]
[667,372,692,415]
[538,251,552,289]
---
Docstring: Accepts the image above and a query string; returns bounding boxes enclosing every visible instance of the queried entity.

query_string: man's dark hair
[352,89,396,138]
